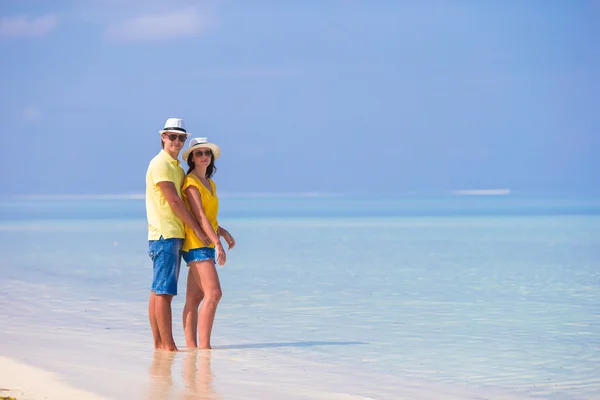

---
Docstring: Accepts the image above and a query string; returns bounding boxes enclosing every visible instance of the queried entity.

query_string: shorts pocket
[148,240,158,260]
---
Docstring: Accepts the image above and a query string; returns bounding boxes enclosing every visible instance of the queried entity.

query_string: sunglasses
[193,150,213,157]
[164,133,187,142]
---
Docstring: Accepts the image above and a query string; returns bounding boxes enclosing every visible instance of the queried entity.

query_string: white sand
[0,356,108,400]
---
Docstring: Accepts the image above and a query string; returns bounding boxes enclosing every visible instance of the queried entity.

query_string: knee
[186,293,203,308]
[155,294,174,304]
[205,288,222,304]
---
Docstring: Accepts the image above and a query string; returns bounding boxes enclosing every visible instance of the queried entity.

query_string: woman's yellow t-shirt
[181,173,219,252]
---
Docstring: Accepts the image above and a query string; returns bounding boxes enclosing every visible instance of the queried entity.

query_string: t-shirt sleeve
[149,159,172,185]
[182,175,201,193]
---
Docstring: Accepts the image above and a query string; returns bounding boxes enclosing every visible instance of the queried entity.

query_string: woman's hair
[186,153,217,178]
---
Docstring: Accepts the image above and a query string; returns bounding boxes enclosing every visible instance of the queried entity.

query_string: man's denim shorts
[148,237,183,295]
[182,247,216,265]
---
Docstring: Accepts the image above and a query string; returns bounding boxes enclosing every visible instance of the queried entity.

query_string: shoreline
[0,356,108,400]
[0,350,539,400]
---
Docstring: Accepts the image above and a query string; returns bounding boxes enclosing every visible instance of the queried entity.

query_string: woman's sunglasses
[164,133,188,142]
[193,150,213,157]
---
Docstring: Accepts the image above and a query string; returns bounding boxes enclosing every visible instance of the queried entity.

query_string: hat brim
[160,130,191,136]
[182,142,221,162]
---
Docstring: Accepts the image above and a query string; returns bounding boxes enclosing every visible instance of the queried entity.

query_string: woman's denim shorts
[182,247,216,265]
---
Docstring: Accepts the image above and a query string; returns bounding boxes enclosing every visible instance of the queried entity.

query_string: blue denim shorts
[148,237,183,295]
[182,247,216,265]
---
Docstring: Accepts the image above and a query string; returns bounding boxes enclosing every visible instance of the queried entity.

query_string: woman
[180,137,236,349]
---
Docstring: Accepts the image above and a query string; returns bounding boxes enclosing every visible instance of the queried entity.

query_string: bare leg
[191,260,222,349]
[155,294,178,351]
[149,291,162,349]
[183,270,204,348]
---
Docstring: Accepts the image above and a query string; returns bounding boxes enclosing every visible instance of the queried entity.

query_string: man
[145,117,209,351]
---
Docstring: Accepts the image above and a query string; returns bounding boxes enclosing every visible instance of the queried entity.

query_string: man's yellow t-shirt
[181,173,219,251]
[145,150,185,240]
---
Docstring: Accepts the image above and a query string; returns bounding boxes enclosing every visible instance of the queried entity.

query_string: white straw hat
[159,118,190,136]
[182,137,221,162]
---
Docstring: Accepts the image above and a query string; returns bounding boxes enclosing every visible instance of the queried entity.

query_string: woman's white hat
[159,118,190,136]
[182,137,221,162]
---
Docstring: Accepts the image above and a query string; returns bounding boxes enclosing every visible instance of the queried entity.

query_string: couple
[145,118,235,351]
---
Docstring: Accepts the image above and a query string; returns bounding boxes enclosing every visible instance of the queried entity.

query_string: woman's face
[193,147,213,167]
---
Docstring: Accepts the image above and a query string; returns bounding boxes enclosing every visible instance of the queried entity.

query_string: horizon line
[0,189,511,200]
[2,188,598,200]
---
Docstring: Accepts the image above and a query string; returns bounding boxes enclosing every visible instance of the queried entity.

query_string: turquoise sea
[0,195,599,399]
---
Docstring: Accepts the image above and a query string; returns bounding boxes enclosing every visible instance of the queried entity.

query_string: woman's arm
[217,226,236,250]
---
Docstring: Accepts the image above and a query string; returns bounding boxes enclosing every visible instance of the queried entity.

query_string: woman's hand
[215,242,227,266]
[219,228,236,250]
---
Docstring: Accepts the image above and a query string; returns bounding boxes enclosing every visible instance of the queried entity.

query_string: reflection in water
[148,350,176,400]
[182,350,219,399]
[147,349,219,400]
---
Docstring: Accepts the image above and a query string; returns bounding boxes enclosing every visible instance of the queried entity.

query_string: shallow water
[0,196,599,399]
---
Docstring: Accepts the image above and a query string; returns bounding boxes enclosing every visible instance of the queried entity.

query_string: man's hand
[193,228,212,246]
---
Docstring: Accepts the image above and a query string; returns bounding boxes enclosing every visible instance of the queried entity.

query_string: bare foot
[161,344,179,352]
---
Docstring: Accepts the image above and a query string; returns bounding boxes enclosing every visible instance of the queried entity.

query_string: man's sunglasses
[193,150,213,157]
[164,133,187,142]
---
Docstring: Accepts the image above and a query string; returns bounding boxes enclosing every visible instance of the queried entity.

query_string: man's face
[162,132,187,153]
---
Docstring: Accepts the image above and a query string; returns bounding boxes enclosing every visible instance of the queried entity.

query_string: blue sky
[1,0,599,196]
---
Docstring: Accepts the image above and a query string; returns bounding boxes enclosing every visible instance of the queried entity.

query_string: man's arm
[157,181,206,240]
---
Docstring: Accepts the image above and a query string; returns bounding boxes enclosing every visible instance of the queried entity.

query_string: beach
[0,349,540,400]
[0,356,109,400]
[0,196,599,399]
